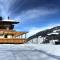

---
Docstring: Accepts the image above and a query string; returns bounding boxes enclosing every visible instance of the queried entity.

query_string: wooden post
[21,35,22,38]
[25,33,26,39]
[19,35,21,38]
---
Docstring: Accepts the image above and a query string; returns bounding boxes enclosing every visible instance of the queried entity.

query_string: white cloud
[0,0,17,19]
[16,8,58,21]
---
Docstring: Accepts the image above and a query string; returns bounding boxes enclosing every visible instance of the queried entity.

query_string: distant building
[46,29,60,44]
[27,26,60,44]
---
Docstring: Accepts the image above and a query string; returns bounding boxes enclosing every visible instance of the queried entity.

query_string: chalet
[0,17,28,44]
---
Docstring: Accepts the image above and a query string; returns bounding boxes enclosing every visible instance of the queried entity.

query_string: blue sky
[0,0,60,37]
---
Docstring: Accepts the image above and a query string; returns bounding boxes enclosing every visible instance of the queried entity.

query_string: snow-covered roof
[3,19,19,22]
[47,32,59,35]
[53,29,60,32]
[0,19,20,24]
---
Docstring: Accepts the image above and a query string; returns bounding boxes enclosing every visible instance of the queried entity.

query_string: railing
[0,38,27,44]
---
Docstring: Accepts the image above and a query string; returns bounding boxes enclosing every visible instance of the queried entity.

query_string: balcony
[0,38,27,44]
[0,30,28,44]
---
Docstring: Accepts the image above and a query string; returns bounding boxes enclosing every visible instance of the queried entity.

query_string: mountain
[28,26,60,40]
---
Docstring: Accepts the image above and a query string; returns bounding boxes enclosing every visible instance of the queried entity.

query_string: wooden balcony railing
[0,38,27,44]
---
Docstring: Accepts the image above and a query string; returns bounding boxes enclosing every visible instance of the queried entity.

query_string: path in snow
[0,44,59,60]
[0,50,58,60]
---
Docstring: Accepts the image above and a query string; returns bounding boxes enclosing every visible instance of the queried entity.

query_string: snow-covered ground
[0,44,60,60]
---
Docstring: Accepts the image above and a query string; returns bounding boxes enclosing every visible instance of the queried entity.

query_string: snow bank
[0,44,60,56]
[34,44,60,56]
[0,44,59,60]
[0,44,35,50]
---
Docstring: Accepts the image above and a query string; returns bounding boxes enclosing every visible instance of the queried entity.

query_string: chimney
[0,16,3,20]
[8,16,10,20]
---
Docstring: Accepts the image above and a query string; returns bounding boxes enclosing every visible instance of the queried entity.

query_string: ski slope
[0,44,59,60]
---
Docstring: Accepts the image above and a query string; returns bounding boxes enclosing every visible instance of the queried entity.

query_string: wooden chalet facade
[0,17,28,44]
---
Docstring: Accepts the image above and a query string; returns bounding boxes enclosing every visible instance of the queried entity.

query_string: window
[5,35,7,38]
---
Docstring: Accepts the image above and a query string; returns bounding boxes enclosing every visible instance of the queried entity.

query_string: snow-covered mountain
[27,26,60,44]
